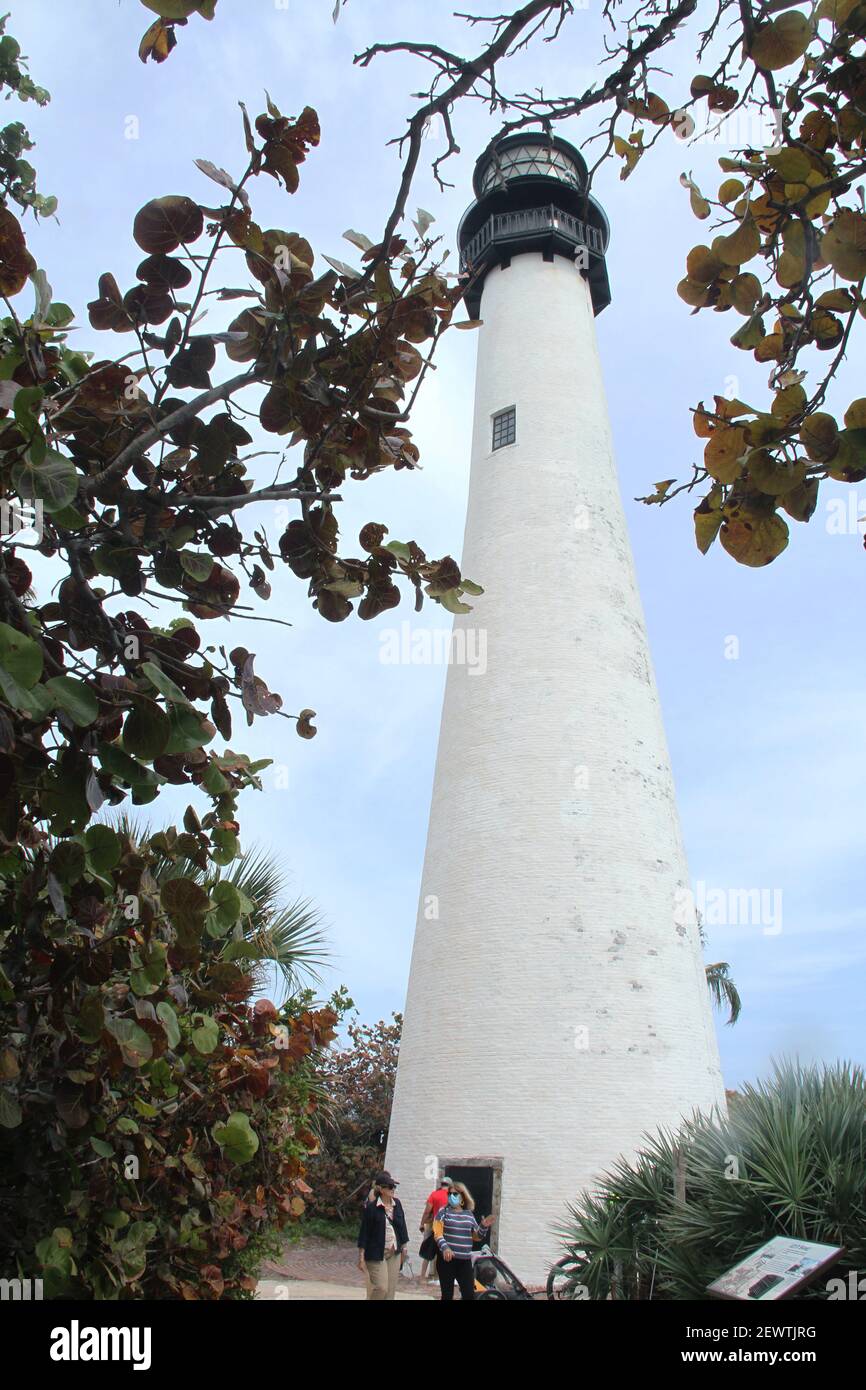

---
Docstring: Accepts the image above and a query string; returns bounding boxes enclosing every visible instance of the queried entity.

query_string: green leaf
[0,668,53,718]
[694,506,723,554]
[730,313,765,350]
[97,741,159,790]
[0,619,43,687]
[141,0,203,20]
[73,992,104,1043]
[128,969,157,999]
[211,1110,259,1165]
[45,302,74,328]
[90,1136,114,1158]
[210,828,239,865]
[782,479,819,523]
[50,503,87,530]
[766,148,812,183]
[140,660,193,706]
[179,549,215,583]
[0,1089,22,1128]
[11,449,78,514]
[84,824,121,875]
[45,675,98,727]
[102,1209,130,1231]
[156,1001,180,1048]
[12,384,43,434]
[201,762,230,795]
[130,942,167,996]
[749,13,812,71]
[105,1017,153,1068]
[714,218,761,268]
[160,875,209,934]
[206,879,242,937]
[49,839,85,886]
[123,699,171,761]
[164,704,214,756]
[438,588,472,615]
[35,1227,75,1281]
[0,349,23,380]
[830,428,866,479]
[222,939,262,962]
[192,1014,219,1054]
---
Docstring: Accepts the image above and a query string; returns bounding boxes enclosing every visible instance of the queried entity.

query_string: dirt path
[259,1235,438,1299]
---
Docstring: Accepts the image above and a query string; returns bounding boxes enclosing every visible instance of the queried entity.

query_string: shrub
[557,1060,866,1300]
[308,1014,401,1224]
[0,822,343,1299]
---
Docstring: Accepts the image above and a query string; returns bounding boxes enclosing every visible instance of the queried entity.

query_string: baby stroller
[471,1245,535,1300]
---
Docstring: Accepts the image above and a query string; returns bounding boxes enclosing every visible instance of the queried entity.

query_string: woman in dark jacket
[357,1170,410,1300]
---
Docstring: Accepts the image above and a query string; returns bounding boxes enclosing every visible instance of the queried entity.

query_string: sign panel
[707,1237,845,1301]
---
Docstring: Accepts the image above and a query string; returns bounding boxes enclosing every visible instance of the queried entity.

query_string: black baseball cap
[374,1171,398,1187]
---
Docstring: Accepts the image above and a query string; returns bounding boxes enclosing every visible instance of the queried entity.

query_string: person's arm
[357,1203,370,1270]
[396,1201,409,1263]
[419,1198,433,1232]
[435,1213,453,1260]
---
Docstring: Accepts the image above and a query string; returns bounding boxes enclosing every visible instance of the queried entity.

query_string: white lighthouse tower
[385,135,725,1287]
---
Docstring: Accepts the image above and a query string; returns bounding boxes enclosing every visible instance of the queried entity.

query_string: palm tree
[218,845,328,1002]
[116,817,329,1003]
[705,961,742,1026]
[697,912,741,1025]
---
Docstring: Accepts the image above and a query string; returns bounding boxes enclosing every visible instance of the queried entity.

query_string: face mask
[448,1193,461,1208]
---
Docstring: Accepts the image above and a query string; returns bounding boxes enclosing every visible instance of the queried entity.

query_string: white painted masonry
[386,251,725,1287]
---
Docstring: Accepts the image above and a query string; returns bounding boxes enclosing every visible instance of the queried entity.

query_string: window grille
[492,407,516,451]
[479,143,580,193]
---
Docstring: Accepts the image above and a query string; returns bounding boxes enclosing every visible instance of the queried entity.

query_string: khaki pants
[365,1250,401,1300]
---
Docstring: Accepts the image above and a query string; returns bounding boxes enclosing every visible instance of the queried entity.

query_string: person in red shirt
[418,1177,452,1283]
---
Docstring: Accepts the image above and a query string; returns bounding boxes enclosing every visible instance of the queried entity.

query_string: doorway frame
[441,1155,504,1255]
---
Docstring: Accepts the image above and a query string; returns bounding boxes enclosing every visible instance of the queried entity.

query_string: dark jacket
[357,1196,409,1262]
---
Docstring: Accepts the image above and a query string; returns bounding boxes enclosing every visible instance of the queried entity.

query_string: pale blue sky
[14,0,866,1088]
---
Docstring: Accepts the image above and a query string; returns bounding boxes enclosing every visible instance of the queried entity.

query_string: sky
[11,0,866,1091]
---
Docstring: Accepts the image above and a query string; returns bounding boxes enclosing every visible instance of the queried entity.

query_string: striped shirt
[436,1208,486,1260]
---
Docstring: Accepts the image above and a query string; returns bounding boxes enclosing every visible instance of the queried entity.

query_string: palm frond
[248,894,329,999]
[557,1059,866,1299]
[107,818,328,1003]
[705,961,742,1025]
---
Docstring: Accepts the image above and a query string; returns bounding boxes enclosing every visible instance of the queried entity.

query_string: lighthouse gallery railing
[459,203,607,272]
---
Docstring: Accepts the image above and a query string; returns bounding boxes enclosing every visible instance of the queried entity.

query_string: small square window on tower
[492,406,516,451]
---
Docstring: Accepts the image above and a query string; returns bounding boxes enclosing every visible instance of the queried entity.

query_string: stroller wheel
[547,1256,583,1301]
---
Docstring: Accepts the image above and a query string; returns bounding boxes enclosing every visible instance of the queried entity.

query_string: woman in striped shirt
[433,1181,494,1301]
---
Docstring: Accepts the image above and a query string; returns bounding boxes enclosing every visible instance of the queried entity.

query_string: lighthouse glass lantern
[458,132,611,317]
